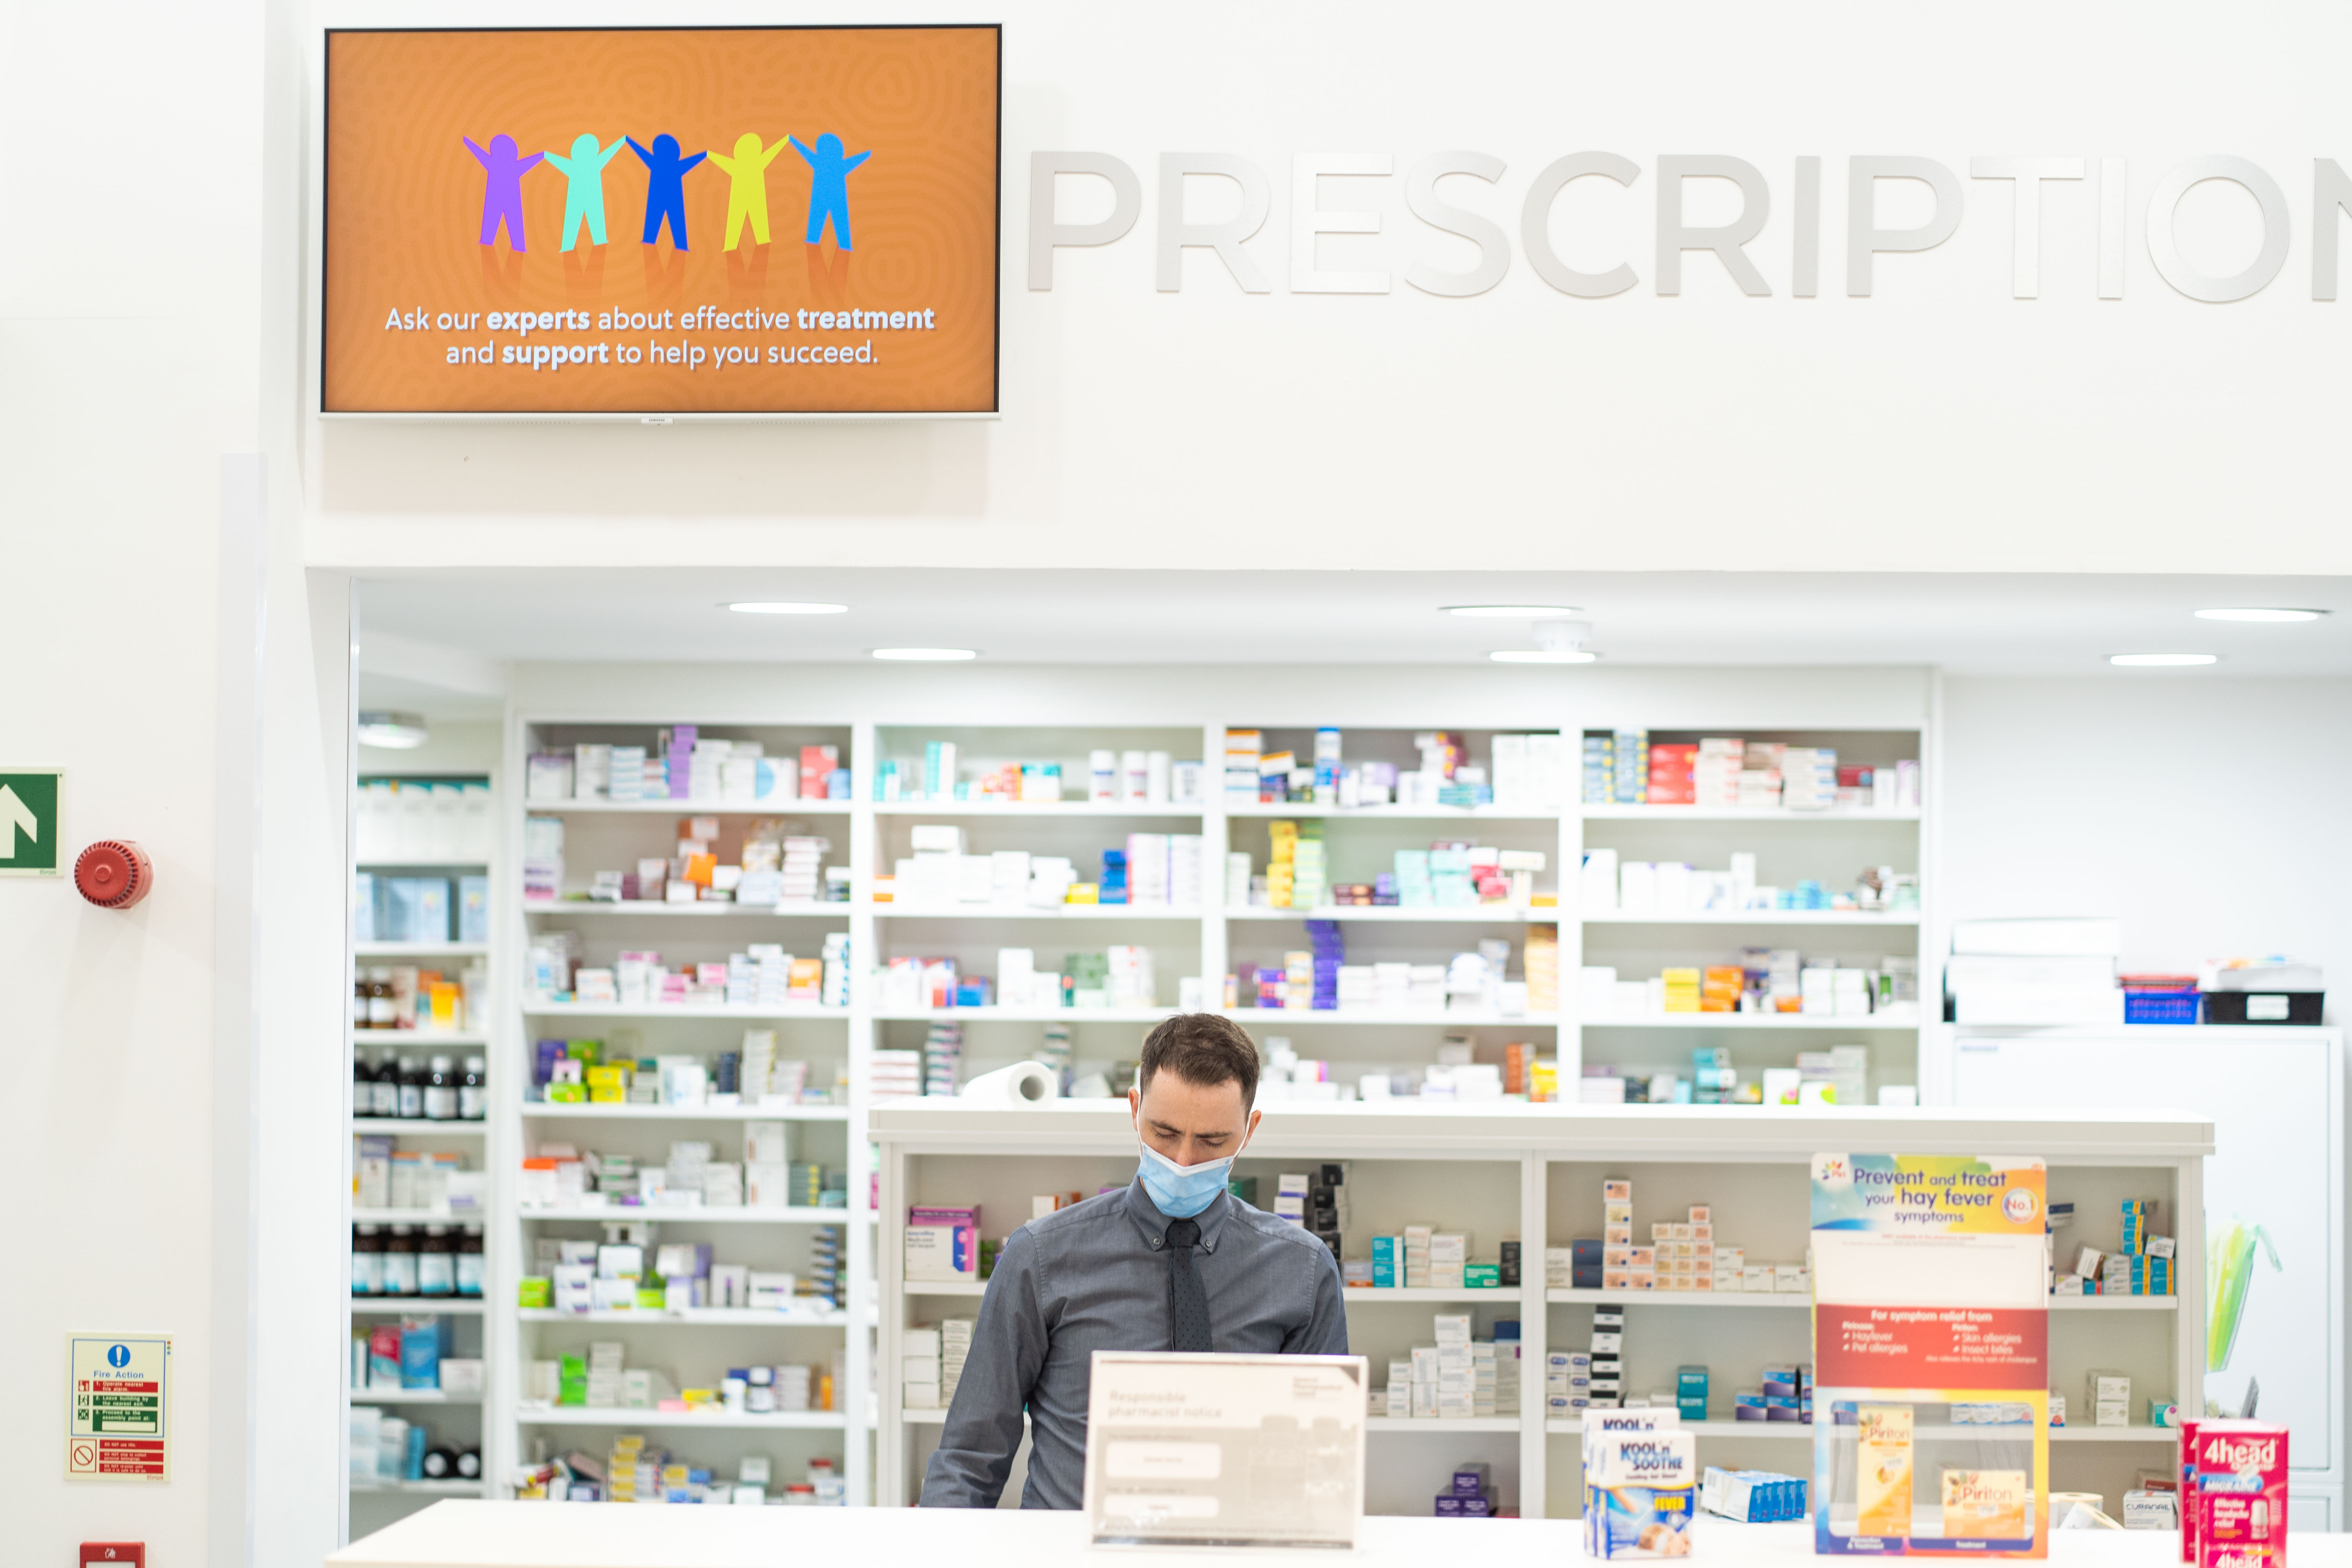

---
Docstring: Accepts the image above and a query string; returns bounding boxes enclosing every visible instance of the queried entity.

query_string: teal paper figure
[544,133,626,251]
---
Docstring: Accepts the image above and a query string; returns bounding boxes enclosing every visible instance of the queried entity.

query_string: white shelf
[520,1206,851,1226]
[522,1102,851,1122]
[873,903,1205,920]
[514,1405,846,1429]
[873,800,1204,817]
[521,999,848,1019]
[354,1207,486,1225]
[1584,910,1919,926]
[355,941,488,958]
[519,1308,850,1327]
[1546,1417,1810,1438]
[357,857,490,870]
[525,798,853,815]
[1546,1288,1804,1307]
[905,1280,989,1296]
[1580,1011,1922,1031]
[350,1030,488,1047]
[1344,1287,1528,1304]
[353,1118,488,1136]
[350,1388,483,1406]
[901,1407,949,1424]
[525,900,846,918]
[1366,1416,1523,1432]
[873,1005,1177,1024]
[1225,802,1560,821]
[1580,805,1922,822]
[2048,1425,2180,1443]
[352,1298,486,1315]
[2051,1294,2179,1311]
[348,1478,487,1496]
[1223,1008,1559,1028]
[1226,905,1553,924]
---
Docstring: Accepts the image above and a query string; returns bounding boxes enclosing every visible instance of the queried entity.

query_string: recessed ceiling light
[356,710,430,748]
[1490,650,1599,664]
[726,601,849,615]
[2192,607,2326,622]
[872,647,977,661]
[1446,604,1581,618]
[2109,653,2219,667]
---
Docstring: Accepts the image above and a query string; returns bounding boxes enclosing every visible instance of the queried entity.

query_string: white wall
[0,4,349,1564]
[1,2,256,1562]
[302,0,2352,574]
[1940,675,2352,1007]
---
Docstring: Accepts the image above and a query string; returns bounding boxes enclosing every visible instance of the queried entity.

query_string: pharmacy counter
[328,1503,2347,1568]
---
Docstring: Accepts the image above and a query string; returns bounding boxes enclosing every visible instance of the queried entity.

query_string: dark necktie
[1165,1218,1212,1352]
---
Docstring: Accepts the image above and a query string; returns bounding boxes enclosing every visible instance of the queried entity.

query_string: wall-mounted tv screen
[323,26,999,416]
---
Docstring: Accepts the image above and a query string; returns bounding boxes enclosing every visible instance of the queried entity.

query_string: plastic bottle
[374,1053,402,1118]
[417,1224,455,1296]
[381,1225,419,1298]
[398,1057,426,1120]
[367,969,398,1028]
[459,1055,487,1120]
[456,1223,485,1297]
[424,1055,457,1121]
[350,1224,384,1296]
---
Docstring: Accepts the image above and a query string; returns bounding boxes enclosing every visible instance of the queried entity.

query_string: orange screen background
[323,27,999,414]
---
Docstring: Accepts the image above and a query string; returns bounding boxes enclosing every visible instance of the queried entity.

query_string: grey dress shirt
[918,1177,1349,1510]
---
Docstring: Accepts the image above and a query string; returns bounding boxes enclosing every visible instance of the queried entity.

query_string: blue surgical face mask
[1136,1138,1237,1220]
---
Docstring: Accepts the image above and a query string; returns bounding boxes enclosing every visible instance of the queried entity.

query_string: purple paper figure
[465,134,544,250]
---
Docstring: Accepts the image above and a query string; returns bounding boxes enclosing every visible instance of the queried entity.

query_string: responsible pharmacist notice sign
[1084,1351,1367,1549]
[67,1334,171,1481]
[1811,1156,2049,1558]
[322,27,1000,416]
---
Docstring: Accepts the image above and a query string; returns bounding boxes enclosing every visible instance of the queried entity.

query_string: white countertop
[328,1503,2340,1568]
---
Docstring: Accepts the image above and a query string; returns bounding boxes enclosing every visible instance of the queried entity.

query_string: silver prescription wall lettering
[1027,151,2352,303]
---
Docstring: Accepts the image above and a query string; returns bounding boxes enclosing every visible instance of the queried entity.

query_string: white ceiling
[352,568,2352,710]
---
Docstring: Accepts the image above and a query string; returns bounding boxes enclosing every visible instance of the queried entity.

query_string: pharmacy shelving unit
[1564,719,1935,1103]
[872,1101,2209,1518]
[488,711,1942,1506]
[500,718,868,1508]
[346,771,501,1540]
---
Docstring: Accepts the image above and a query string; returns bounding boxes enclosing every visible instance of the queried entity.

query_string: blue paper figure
[790,132,872,250]
[628,133,707,249]
[464,134,543,250]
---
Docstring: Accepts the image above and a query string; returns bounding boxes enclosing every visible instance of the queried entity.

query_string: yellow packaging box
[1940,1469,2028,1540]
[1857,1403,1914,1539]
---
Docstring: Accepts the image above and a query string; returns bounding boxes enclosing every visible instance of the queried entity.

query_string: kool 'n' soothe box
[1585,1425,1697,1558]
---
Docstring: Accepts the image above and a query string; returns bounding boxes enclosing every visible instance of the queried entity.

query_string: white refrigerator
[1927,1024,2343,1527]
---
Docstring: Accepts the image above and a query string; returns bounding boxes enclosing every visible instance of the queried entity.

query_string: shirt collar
[1123,1176,1232,1254]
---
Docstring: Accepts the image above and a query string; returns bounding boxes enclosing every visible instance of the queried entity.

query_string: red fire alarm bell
[81,1546,145,1568]
[74,840,154,909]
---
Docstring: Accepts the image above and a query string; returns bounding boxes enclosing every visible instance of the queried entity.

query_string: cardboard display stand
[1811,1154,2051,1558]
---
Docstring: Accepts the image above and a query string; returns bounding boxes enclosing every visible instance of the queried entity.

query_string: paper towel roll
[958,1061,1060,1104]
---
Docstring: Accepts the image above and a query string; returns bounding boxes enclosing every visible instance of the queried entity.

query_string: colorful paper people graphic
[790,133,872,250]
[464,134,544,250]
[707,133,789,251]
[544,133,626,251]
[628,133,707,249]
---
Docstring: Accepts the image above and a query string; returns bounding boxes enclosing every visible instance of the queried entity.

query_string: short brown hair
[1138,1013,1261,1109]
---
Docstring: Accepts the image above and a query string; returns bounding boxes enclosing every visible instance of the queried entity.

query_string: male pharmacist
[920,1013,1347,1508]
